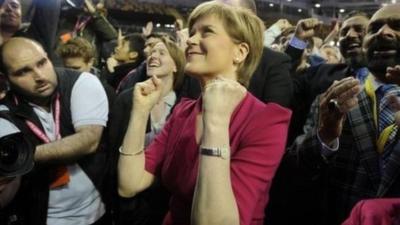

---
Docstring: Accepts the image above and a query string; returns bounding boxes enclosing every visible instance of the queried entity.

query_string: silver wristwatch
[199,146,229,159]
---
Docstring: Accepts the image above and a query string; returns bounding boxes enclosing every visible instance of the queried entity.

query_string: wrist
[203,113,230,129]
[318,126,338,144]
[132,107,151,117]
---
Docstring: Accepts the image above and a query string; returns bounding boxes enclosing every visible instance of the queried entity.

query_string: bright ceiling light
[339,9,345,13]
[269,3,274,7]
[298,8,302,12]
[315,3,321,8]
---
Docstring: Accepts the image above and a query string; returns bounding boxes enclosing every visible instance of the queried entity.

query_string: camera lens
[0,145,19,165]
[0,132,34,177]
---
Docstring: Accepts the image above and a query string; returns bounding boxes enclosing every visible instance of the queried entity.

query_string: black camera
[0,132,34,177]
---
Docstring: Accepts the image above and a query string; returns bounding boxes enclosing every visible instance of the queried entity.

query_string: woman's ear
[234,42,249,64]
[173,62,177,73]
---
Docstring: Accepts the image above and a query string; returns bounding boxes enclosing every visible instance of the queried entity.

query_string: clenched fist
[202,78,246,124]
[133,76,163,113]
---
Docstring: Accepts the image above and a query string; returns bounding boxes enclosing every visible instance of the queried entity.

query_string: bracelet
[119,146,144,156]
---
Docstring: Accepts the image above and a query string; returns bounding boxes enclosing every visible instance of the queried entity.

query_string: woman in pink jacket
[117,2,292,225]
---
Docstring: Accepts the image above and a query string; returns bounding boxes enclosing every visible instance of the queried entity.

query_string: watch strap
[199,146,229,159]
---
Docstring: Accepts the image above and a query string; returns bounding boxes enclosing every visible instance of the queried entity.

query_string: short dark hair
[57,37,95,63]
[124,33,146,63]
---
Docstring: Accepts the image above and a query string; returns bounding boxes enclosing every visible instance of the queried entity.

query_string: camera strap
[14,93,70,188]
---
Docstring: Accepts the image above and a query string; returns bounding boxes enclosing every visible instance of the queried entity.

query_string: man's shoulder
[262,47,291,62]
[308,63,350,80]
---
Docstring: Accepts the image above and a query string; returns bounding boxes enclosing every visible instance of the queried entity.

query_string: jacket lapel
[348,91,381,191]
[377,129,400,196]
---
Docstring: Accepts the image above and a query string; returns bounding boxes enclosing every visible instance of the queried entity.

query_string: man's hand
[294,18,322,41]
[386,65,400,85]
[84,0,97,15]
[142,21,153,38]
[106,56,118,73]
[318,77,361,144]
[274,19,292,32]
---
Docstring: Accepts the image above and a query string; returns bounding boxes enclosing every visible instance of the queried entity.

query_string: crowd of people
[0,0,400,225]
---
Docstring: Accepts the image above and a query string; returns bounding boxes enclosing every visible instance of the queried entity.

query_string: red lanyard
[14,94,61,143]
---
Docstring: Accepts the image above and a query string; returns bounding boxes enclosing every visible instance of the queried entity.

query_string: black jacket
[249,47,293,108]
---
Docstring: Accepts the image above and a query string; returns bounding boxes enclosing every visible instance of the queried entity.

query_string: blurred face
[146,42,176,78]
[320,46,341,64]
[363,5,400,82]
[4,41,58,105]
[63,57,93,72]
[185,15,239,79]
[113,39,131,62]
[0,0,21,29]
[339,16,369,66]
[144,37,161,58]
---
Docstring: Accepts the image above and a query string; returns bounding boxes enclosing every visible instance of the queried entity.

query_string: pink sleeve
[230,104,291,225]
[342,198,400,225]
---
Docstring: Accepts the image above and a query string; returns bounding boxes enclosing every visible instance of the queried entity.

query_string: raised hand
[274,19,292,32]
[142,21,153,38]
[386,65,400,85]
[202,78,246,124]
[84,0,97,15]
[294,18,323,41]
[133,76,163,113]
[318,77,362,143]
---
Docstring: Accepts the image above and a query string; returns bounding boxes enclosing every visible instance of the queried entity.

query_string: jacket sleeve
[26,0,61,60]
[90,13,118,41]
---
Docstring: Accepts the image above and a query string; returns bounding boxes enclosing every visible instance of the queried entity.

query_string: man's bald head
[0,37,46,74]
[0,37,57,105]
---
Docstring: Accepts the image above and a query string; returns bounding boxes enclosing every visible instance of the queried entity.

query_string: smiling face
[363,4,400,82]
[185,14,240,81]
[0,0,21,29]
[146,42,177,78]
[339,15,369,67]
[3,38,57,105]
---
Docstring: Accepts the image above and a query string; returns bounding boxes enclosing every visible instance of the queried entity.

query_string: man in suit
[264,13,370,225]
[290,4,400,225]
[287,12,370,144]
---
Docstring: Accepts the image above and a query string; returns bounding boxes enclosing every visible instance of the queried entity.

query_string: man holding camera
[0,37,109,225]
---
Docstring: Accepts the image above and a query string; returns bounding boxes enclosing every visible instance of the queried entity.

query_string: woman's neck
[159,74,174,100]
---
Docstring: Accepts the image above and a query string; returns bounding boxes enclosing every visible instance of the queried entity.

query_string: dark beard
[9,82,52,108]
[344,54,368,69]
[366,39,400,83]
